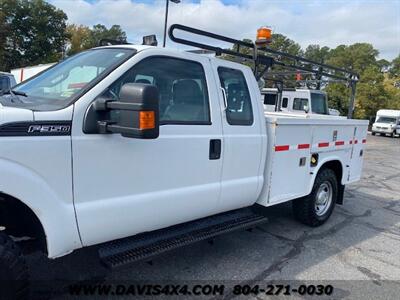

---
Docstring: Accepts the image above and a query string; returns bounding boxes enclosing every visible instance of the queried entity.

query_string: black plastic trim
[0,121,72,136]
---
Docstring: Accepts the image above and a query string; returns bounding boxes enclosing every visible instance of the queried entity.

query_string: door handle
[209,139,221,160]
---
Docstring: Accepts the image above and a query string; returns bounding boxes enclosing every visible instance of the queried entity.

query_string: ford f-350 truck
[0,25,368,299]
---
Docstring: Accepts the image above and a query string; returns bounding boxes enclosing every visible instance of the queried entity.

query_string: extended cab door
[72,51,224,246]
[210,60,265,211]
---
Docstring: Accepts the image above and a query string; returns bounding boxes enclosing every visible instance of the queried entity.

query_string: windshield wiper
[11,90,28,97]
[2,89,28,97]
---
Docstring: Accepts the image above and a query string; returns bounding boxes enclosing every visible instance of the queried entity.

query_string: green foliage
[304,45,330,63]
[66,24,92,55]
[269,33,302,56]
[0,0,68,71]
[326,43,379,74]
[323,44,389,119]
[66,24,127,56]
[0,0,127,70]
[389,54,400,78]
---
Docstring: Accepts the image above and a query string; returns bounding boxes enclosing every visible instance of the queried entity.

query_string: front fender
[0,158,82,258]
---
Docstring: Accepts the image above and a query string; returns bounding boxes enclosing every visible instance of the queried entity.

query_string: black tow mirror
[87,83,160,139]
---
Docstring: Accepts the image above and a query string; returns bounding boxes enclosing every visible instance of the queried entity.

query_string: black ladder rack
[168,24,359,118]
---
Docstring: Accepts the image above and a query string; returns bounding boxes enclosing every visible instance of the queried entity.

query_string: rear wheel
[0,233,29,300]
[293,168,338,227]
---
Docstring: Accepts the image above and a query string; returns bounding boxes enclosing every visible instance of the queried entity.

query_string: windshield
[376,116,396,124]
[12,48,135,108]
[311,93,329,115]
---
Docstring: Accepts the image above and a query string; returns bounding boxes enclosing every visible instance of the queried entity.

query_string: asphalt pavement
[26,134,400,299]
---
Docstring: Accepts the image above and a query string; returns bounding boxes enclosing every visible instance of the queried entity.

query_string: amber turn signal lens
[256,26,272,45]
[139,111,155,130]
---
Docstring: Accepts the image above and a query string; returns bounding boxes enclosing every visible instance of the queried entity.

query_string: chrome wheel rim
[315,181,333,216]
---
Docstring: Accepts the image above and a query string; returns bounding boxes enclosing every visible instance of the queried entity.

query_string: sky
[50,0,400,61]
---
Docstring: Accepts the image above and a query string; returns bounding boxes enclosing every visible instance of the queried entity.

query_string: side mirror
[303,105,309,113]
[85,83,159,139]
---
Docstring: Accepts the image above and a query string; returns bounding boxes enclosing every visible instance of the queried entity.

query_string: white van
[371,109,400,137]
[261,88,339,116]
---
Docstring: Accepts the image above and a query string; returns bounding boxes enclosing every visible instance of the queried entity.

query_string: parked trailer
[0,24,368,299]
[11,63,55,84]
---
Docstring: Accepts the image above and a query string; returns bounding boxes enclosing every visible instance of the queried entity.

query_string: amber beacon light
[256,26,272,46]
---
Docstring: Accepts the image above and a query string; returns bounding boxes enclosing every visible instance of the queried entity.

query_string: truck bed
[256,112,369,207]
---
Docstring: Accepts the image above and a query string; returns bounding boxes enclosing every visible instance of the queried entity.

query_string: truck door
[211,60,264,211]
[72,53,224,246]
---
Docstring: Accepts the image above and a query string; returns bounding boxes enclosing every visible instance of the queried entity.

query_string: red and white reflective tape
[274,138,367,152]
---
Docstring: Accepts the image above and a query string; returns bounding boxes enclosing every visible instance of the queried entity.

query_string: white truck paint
[372,109,400,137]
[0,45,368,261]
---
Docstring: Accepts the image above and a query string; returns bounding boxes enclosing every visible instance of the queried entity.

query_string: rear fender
[308,156,345,197]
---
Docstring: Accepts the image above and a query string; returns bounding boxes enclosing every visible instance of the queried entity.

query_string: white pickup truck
[262,88,341,116]
[0,34,368,298]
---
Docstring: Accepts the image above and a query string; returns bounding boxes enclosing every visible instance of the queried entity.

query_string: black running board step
[99,208,267,269]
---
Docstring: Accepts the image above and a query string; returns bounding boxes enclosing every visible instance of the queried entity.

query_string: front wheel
[371,131,376,136]
[292,168,338,227]
[0,233,29,300]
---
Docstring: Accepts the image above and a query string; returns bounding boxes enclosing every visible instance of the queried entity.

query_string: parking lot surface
[27,134,400,299]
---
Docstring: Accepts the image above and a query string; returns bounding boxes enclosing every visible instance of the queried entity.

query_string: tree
[322,43,386,119]
[353,65,388,119]
[326,43,379,74]
[66,24,92,55]
[0,0,68,71]
[303,45,331,89]
[389,54,400,78]
[0,6,9,70]
[66,24,127,56]
[89,24,127,46]
[269,33,302,56]
[304,45,330,63]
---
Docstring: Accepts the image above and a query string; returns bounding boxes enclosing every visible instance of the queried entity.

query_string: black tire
[371,132,376,136]
[391,131,396,138]
[0,233,29,300]
[292,168,338,227]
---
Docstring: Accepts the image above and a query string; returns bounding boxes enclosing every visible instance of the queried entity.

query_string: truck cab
[262,88,335,116]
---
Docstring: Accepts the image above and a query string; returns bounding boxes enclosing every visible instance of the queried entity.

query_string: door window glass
[311,93,329,114]
[104,56,210,125]
[293,98,309,111]
[264,93,276,105]
[282,97,288,108]
[218,67,253,126]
